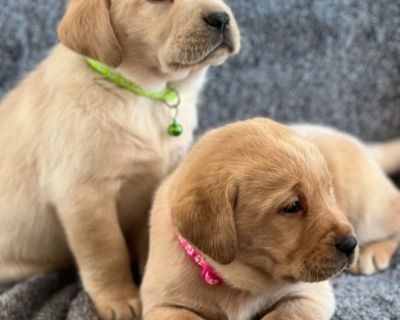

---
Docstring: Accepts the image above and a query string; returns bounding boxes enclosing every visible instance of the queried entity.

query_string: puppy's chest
[221,288,289,320]
[124,94,198,173]
[115,95,197,223]
[228,295,273,320]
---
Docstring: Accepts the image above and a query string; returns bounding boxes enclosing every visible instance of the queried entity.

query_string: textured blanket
[0,0,399,319]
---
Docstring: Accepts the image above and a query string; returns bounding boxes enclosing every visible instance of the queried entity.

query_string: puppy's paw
[94,297,141,320]
[349,238,398,275]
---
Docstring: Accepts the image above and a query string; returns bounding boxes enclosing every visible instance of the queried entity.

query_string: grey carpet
[0,0,399,319]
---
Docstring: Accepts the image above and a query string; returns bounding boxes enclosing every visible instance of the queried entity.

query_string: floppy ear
[58,0,123,67]
[172,176,238,265]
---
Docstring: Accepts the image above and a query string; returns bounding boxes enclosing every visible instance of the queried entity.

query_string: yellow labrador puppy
[293,125,400,275]
[141,118,357,320]
[0,0,240,319]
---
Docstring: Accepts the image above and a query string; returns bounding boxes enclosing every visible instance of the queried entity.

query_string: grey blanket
[0,0,399,319]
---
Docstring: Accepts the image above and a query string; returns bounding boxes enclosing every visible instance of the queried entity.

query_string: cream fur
[370,138,400,175]
[0,0,240,318]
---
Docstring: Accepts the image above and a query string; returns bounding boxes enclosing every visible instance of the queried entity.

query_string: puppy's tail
[369,138,400,175]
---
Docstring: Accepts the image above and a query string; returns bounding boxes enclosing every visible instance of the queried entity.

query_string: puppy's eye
[282,201,302,214]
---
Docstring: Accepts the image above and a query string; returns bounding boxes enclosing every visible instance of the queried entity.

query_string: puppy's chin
[171,46,232,70]
[298,258,351,283]
[160,36,238,74]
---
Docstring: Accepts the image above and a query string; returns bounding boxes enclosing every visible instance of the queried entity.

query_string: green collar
[86,58,183,137]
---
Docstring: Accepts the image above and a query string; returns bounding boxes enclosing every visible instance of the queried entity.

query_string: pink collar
[177,234,224,287]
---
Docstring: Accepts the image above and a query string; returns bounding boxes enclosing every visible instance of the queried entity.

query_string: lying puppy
[293,125,400,275]
[0,0,239,318]
[141,118,357,320]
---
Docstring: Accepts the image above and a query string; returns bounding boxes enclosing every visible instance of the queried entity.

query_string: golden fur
[293,125,400,275]
[0,0,240,319]
[141,119,357,320]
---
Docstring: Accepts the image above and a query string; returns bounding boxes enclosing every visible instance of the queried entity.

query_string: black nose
[203,11,230,32]
[336,235,358,257]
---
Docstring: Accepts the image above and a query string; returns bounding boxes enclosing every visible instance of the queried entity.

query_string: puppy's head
[58,0,240,73]
[172,119,357,283]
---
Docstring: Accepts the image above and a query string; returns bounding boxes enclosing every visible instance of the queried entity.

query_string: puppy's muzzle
[203,11,234,51]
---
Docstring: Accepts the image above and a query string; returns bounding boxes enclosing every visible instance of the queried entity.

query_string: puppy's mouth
[299,258,351,282]
[170,36,235,69]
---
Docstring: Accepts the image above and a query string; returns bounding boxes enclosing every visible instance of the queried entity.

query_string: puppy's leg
[57,186,139,320]
[262,282,335,320]
[350,237,399,275]
[144,307,206,320]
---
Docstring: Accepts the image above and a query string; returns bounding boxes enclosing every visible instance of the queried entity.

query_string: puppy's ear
[58,0,123,67]
[172,176,238,265]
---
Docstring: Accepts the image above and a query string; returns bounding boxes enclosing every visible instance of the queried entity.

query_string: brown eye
[282,201,302,214]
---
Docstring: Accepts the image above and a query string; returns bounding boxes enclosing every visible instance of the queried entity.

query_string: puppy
[141,118,357,320]
[0,0,239,319]
[293,125,400,275]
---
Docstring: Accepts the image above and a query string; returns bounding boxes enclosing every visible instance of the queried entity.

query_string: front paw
[94,296,141,320]
[349,239,398,275]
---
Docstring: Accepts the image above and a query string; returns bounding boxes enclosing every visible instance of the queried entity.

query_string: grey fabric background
[0,0,399,319]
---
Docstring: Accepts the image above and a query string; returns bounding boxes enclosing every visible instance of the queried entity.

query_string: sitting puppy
[0,0,239,319]
[293,125,400,275]
[141,118,357,320]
